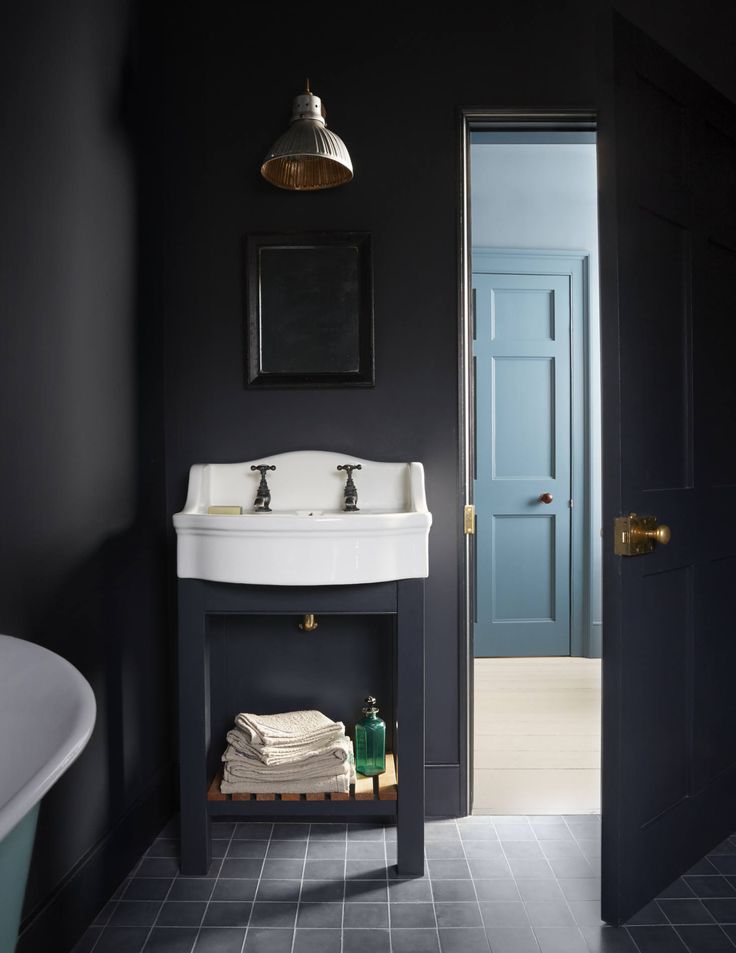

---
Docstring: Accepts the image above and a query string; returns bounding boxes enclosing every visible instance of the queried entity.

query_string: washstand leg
[178,581,212,875]
[396,579,425,876]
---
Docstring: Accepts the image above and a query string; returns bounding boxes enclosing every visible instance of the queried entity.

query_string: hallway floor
[473,657,601,814]
[69,813,736,953]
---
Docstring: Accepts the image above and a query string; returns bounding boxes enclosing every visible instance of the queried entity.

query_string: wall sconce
[260,80,353,191]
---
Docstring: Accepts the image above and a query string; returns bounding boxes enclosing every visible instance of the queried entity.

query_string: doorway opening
[460,114,602,816]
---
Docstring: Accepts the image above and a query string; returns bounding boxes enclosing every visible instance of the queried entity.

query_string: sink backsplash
[182,450,426,514]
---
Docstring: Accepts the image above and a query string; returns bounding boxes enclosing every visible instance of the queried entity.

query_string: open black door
[599,13,736,924]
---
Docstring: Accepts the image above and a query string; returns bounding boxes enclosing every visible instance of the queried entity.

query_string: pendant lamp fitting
[260,82,353,191]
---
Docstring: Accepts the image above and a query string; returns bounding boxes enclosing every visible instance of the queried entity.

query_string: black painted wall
[160,5,736,817]
[1,1,170,949]
[161,13,602,816]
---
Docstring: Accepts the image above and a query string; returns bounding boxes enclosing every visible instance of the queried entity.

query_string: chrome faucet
[250,464,276,512]
[337,464,362,511]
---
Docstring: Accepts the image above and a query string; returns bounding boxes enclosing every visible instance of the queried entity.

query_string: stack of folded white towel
[220,708,356,794]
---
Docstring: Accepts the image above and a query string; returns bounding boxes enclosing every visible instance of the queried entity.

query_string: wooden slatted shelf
[208,752,398,803]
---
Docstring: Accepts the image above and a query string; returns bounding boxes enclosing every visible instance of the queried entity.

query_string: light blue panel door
[473,270,571,656]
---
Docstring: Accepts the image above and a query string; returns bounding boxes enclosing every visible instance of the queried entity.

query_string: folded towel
[223,737,354,780]
[225,727,350,767]
[223,753,355,783]
[235,709,345,749]
[220,769,352,795]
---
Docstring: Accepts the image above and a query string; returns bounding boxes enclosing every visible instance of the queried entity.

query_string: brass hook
[299,613,318,632]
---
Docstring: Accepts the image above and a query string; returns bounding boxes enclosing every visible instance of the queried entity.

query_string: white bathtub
[0,634,96,952]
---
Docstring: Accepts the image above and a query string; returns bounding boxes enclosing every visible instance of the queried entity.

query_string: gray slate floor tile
[142,928,200,952]
[626,925,689,951]
[437,927,492,952]
[343,901,389,928]
[243,928,294,952]
[94,927,150,953]
[484,926,541,952]
[479,901,530,928]
[248,902,298,929]
[255,880,302,902]
[532,926,588,953]
[675,924,736,952]
[212,879,258,901]
[109,902,162,927]
[167,878,215,901]
[344,880,388,902]
[202,901,252,927]
[295,902,343,928]
[391,929,441,952]
[293,928,342,953]
[300,880,345,902]
[342,928,391,952]
[579,925,639,952]
[193,928,248,952]
[390,902,437,928]
[156,901,206,926]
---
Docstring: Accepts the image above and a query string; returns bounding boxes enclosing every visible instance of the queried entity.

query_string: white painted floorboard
[473,656,601,815]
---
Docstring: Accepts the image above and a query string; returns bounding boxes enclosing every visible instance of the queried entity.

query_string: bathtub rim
[0,634,96,842]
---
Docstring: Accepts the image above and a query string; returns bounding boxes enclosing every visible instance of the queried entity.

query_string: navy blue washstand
[176,578,425,876]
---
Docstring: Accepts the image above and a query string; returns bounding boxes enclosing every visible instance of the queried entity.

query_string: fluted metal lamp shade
[261,86,353,191]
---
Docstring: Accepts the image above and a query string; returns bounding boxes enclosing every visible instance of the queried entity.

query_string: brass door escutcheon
[614,513,672,556]
[299,613,318,631]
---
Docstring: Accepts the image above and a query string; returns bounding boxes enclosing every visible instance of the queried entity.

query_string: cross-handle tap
[337,464,362,512]
[250,464,276,512]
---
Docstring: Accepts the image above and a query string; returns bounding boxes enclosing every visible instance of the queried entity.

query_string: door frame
[457,110,598,815]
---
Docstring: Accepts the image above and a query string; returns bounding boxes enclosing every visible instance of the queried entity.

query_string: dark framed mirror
[244,231,374,387]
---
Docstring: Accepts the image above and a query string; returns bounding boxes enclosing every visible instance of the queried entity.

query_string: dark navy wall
[161,4,736,817]
[0,1,170,950]
[161,15,599,816]
[2,3,736,950]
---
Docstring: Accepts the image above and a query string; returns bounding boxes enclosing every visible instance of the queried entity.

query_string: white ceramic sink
[173,450,432,586]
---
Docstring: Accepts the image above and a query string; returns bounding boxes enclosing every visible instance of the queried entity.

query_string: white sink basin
[173,450,432,586]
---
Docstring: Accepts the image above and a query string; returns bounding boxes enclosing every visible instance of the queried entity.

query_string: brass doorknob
[643,524,671,545]
[538,492,553,504]
[614,513,672,555]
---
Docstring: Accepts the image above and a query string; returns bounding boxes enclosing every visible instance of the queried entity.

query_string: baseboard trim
[17,765,175,953]
[426,764,462,816]
[588,621,603,658]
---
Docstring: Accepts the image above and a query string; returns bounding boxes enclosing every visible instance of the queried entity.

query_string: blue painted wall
[471,144,602,655]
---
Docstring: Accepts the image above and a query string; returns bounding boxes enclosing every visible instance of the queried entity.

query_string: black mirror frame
[243,231,375,388]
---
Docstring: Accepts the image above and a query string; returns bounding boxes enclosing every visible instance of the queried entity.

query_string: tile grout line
[427,820,454,953]
[289,823,311,953]
[671,923,699,953]
[456,816,493,953]
[140,827,202,953]
[87,844,151,952]
[553,814,600,942]
[493,817,540,953]
[383,822,393,953]
[624,924,646,953]
[240,821,274,953]
[186,820,235,953]
[341,824,347,953]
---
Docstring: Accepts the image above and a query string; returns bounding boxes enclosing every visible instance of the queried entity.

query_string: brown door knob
[538,493,553,504]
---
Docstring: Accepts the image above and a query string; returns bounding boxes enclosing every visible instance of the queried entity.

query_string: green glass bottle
[355,696,386,776]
